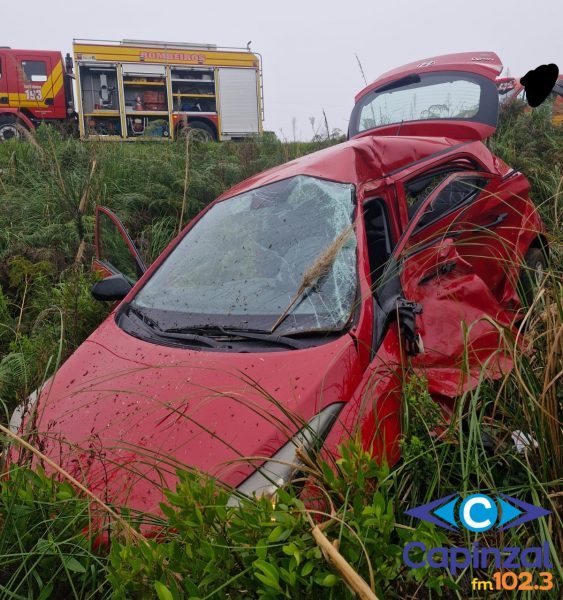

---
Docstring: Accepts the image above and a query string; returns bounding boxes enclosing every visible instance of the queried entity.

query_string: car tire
[186,121,216,142]
[0,116,25,142]
[518,246,548,308]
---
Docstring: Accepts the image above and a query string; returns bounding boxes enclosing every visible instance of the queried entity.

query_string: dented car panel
[10,52,547,514]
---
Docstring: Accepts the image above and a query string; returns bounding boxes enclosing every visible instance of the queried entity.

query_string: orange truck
[0,39,264,141]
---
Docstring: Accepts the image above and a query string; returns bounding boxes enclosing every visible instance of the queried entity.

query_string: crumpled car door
[404,169,539,313]
[377,172,515,402]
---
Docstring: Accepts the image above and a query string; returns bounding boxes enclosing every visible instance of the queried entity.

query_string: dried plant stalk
[271,224,354,331]
[0,422,148,546]
[310,524,378,600]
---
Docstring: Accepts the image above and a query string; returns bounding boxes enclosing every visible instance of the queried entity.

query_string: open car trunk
[349,51,503,141]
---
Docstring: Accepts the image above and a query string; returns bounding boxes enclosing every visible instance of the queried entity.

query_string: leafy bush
[1,440,451,600]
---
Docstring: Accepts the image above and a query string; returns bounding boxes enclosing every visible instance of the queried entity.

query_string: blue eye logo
[406,493,550,532]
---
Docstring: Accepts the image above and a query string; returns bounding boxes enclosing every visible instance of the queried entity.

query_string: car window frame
[94,206,147,282]
[393,170,493,258]
[396,155,492,228]
[409,172,492,233]
[361,196,395,290]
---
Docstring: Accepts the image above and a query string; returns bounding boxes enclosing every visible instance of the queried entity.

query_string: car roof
[219,135,468,200]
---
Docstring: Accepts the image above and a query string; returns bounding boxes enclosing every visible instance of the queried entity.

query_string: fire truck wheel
[0,116,25,142]
[187,121,216,142]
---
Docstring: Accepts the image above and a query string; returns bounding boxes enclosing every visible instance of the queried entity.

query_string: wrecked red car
[9,52,546,514]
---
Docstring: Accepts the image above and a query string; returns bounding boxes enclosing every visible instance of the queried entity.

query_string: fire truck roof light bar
[122,39,217,50]
[73,39,252,53]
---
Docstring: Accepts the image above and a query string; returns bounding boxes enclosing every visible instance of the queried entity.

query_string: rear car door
[94,206,146,282]
[374,173,514,402]
[401,167,531,307]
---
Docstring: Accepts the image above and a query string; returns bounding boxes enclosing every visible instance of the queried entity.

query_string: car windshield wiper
[127,306,228,349]
[163,325,306,350]
[270,224,354,333]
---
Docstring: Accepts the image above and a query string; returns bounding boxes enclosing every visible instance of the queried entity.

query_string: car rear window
[350,71,498,138]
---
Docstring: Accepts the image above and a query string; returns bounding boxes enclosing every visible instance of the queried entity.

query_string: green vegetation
[0,103,561,598]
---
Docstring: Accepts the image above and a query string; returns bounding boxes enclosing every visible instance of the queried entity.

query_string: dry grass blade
[75,159,97,264]
[178,117,191,235]
[271,224,354,331]
[15,123,43,153]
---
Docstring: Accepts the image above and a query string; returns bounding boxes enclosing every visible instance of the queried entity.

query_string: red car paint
[10,52,546,515]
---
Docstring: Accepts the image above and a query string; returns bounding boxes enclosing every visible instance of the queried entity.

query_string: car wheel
[0,116,24,142]
[518,246,548,308]
[186,121,216,142]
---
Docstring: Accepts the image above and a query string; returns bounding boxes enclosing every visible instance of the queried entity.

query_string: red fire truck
[0,39,264,142]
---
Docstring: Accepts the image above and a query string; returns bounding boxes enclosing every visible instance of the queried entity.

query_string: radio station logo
[402,492,554,587]
[405,493,550,532]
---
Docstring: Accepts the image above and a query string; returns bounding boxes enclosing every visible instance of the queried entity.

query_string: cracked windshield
[133,175,357,332]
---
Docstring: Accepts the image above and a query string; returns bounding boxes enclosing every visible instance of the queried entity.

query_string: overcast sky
[10,0,562,139]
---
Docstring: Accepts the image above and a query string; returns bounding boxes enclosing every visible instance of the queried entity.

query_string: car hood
[25,316,362,513]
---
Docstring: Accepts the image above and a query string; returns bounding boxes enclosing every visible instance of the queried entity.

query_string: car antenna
[396,119,404,135]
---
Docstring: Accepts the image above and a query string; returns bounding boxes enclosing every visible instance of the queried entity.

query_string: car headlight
[8,385,43,434]
[1,386,40,469]
[227,403,343,507]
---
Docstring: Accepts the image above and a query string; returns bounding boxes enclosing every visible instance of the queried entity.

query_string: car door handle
[458,212,508,235]
[419,261,457,285]
[44,98,54,106]
[0,97,8,104]
[477,212,508,230]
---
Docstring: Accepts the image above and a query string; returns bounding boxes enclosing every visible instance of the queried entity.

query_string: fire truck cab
[0,48,74,140]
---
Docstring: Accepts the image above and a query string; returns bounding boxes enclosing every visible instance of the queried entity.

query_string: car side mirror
[91,274,132,302]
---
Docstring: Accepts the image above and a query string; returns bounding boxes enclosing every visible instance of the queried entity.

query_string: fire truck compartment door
[217,68,259,135]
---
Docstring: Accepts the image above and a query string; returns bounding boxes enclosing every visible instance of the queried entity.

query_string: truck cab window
[363,199,393,289]
[21,61,47,82]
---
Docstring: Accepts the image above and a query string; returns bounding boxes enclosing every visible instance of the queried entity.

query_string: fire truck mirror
[65,53,74,74]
